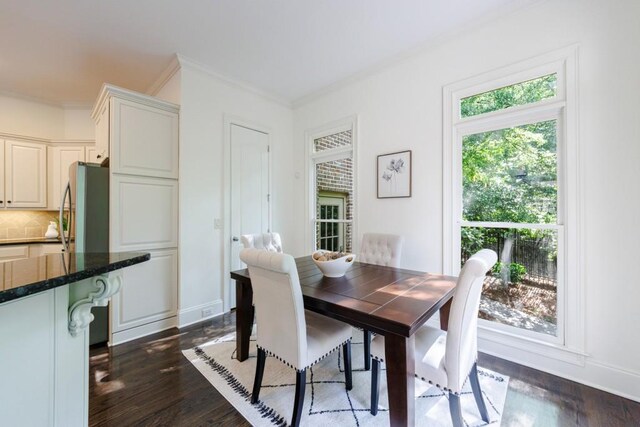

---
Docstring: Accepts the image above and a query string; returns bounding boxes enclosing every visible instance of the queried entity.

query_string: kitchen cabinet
[110,174,178,251]
[94,84,180,345]
[111,249,178,334]
[86,146,102,164]
[48,145,86,210]
[94,86,179,179]
[28,243,64,257]
[0,244,64,262]
[93,100,109,163]
[0,245,29,263]
[4,139,47,208]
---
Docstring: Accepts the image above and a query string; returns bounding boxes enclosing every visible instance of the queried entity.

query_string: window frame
[318,192,347,252]
[305,116,358,254]
[443,47,584,357]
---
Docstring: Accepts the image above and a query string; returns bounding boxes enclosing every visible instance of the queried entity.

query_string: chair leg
[251,348,266,404]
[469,362,490,422]
[343,342,353,390]
[370,359,381,415]
[363,330,372,370]
[291,370,306,427]
[449,392,464,427]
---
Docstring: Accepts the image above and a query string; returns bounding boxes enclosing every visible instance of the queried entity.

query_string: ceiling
[0,0,535,106]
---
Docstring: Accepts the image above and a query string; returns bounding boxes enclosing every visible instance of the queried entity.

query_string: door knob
[232,237,239,242]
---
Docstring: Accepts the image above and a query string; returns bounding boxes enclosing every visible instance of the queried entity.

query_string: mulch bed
[479,275,557,324]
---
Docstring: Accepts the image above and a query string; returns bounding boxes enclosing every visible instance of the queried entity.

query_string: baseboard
[426,314,640,402]
[479,335,640,403]
[177,300,224,328]
[579,360,640,403]
[110,316,177,346]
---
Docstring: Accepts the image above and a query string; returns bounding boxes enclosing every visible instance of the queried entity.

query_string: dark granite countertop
[0,237,65,246]
[0,252,150,304]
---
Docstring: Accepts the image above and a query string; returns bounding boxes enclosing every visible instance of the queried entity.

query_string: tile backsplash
[0,211,60,240]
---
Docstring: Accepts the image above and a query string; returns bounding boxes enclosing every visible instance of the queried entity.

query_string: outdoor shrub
[492,261,528,283]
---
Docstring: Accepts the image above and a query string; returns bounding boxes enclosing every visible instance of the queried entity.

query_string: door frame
[223,114,272,312]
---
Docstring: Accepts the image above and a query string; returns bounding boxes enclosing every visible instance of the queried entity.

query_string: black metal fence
[462,232,557,288]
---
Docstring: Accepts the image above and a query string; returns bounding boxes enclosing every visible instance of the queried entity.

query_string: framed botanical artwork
[377,150,412,198]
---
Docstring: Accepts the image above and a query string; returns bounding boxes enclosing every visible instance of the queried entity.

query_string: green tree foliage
[460,74,559,266]
[461,74,557,118]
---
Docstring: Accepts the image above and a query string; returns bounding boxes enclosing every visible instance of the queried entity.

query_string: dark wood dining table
[231,256,457,427]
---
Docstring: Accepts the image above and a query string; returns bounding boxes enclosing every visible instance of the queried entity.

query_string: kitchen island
[0,251,150,427]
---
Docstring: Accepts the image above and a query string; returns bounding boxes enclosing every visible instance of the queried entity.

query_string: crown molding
[175,54,292,108]
[92,83,180,121]
[292,0,546,109]
[0,132,94,145]
[146,55,182,96]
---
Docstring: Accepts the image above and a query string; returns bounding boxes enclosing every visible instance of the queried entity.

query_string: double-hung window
[444,49,579,346]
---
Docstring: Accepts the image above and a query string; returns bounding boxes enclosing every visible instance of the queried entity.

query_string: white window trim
[304,116,358,253]
[442,46,585,362]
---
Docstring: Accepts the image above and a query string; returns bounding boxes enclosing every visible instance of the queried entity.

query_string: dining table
[231,256,457,427]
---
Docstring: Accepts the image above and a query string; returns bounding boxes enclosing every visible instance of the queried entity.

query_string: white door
[229,124,270,308]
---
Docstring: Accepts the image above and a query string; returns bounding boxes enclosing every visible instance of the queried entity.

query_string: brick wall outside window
[314,130,353,253]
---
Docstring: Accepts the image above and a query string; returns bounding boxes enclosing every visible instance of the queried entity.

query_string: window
[318,192,346,252]
[444,49,579,347]
[307,121,356,254]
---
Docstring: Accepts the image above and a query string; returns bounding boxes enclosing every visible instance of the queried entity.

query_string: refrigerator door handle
[60,182,71,253]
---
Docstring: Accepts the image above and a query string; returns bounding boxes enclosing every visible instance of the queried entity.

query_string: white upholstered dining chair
[240,248,353,427]
[359,233,404,267]
[359,232,404,370]
[369,249,498,427]
[241,232,283,253]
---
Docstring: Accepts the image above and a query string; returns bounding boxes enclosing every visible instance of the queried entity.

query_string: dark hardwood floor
[89,312,640,426]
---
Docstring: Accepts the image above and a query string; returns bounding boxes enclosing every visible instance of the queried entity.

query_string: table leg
[439,298,452,331]
[235,279,254,362]
[384,333,415,427]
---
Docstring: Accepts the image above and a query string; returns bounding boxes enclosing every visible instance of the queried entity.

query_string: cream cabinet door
[48,145,85,210]
[110,174,178,251]
[5,140,47,208]
[86,146,102,164]
[110,98,179,179]
[28,244,64,258]
[0,245,29,263]
[94,101,109,162]
[0,140,4,208]
[111,249,178,332]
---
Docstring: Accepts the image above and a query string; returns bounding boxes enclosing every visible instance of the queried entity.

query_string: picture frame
[377,150,412,198]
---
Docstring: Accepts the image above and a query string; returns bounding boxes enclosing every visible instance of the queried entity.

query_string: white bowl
[311,251,356,278]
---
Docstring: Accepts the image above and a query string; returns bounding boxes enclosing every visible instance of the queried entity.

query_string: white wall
[0,94,65,139]
[154,70,181,105]
[168,62,294,326]
[293,0,640,401]
[63,108,94,140]
[0,94,94,140]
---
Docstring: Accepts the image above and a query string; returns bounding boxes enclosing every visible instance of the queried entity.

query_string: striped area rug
[183,330,508,426]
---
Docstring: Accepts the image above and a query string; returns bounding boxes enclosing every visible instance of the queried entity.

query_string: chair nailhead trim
[258,338,352,373]
[370,356,478,395]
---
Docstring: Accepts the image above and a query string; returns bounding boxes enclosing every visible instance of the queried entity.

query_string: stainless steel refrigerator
[60,161,110,345]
